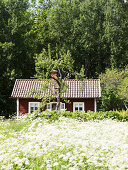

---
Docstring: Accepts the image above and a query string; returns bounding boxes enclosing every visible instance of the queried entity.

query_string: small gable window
[47,102,65,111]
[29,102,40,114]
[73,102,84,112]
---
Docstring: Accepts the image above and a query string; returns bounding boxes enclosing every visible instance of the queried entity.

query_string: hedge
[26,109,128,121]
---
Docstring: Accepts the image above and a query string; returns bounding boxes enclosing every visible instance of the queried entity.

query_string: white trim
[17,98,19,119]
[94,99,97,112]
[73,102,84,112]
[28,102,40,114]
[99,79,101,97]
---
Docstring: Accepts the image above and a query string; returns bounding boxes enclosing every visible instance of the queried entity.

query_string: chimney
[51,70,58,79]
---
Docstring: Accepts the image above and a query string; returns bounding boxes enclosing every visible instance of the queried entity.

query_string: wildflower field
[0,117,128,169]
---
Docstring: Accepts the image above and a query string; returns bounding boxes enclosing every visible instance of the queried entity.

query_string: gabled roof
[11,79,101,99]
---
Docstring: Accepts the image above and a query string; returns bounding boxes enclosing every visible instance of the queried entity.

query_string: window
[73,102,84,112]
[46,102,65,111]
[60,103,65,110]
[47,103,51,111]
[52,103,57,110]
[29,102,40,114]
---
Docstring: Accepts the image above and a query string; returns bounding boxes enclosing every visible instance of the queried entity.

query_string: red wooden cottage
[11,76,101,118]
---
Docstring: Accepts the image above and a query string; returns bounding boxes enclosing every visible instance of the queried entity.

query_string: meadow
[0,115,128,169]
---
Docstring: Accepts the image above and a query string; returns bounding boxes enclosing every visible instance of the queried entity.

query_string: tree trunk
[56,88,61,110]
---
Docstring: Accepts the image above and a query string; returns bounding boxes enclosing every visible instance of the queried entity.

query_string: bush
[26,109,128,122]
[118,110,128,121]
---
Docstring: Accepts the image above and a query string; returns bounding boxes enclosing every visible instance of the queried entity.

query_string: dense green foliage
[99,66,128,110]
[34,0,128,77]
[0,0,128,116]
[0,0,35,117]
[26,110,128,122]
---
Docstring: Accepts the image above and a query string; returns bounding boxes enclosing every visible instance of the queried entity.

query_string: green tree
[0,0,35,117]
[34,46,85,110]
[28,0,53,54]
[118,77,128,109]
[99,66,128,111]
[33,0,128,77]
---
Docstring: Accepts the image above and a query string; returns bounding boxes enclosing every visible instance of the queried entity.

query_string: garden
[0,111,128,169]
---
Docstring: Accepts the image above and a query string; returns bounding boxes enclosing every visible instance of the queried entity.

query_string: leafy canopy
[34,46,74,79]
[99,66,128,110]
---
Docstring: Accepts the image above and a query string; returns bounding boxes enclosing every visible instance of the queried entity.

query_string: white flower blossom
[0,118,128,169]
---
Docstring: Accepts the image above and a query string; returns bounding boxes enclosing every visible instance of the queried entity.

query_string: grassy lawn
[0,117,128,169]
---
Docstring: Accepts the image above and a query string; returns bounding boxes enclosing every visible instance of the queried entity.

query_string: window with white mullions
[73,102,84,112]
[29,102,40,114]
[46,102,65,111]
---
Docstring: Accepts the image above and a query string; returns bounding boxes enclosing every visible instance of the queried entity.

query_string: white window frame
[46,102,65,111]
[73,102,84,112]
[28,102,40,114]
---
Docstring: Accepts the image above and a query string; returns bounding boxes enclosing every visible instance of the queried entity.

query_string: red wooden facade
[19,98,95,114]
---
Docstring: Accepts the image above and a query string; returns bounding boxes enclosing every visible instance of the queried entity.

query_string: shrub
[25,109,128,122]
[118,110,128,121]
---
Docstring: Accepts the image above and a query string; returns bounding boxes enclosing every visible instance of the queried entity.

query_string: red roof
[11,79,101,98]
